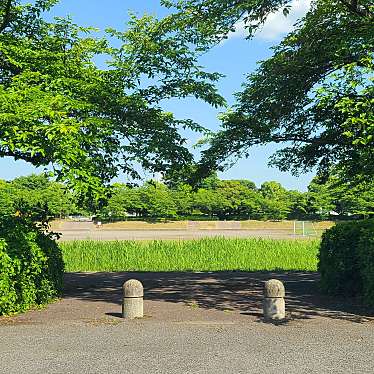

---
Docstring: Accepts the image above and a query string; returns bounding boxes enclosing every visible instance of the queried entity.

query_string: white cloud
[228,0,311,41]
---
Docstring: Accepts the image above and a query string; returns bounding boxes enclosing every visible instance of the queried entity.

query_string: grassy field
[61,237,320,272]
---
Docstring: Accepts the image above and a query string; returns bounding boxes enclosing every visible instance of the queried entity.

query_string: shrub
[0,216,64,316]
[357,227,374,307]
[318,220,374,305]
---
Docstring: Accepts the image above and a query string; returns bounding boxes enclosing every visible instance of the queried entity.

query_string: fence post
[263,279,286,321]
[122,279,144,319]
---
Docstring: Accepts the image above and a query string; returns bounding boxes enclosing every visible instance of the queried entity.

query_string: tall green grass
[61,237,319,272]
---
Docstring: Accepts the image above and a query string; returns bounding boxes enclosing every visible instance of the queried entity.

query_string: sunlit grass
[61,237,319,272]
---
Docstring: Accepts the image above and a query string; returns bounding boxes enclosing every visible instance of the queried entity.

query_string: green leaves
[308,170,374,218]
[319,219,374,305]
[107,14,225,107]
[0,174,78,219]
[160,0,292,46]
[0,215,64,316]
[0,1,225,204]
[198,0,373,181]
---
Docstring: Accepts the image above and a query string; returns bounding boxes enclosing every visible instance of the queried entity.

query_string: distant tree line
[0,174,81,219]
[1,173,373,221]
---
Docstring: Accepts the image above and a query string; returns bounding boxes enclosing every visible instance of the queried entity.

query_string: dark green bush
[0,216,64,316]
[357,227,374,307]
[318,220,374,305]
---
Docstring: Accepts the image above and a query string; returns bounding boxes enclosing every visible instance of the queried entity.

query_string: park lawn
[61,237,320,272]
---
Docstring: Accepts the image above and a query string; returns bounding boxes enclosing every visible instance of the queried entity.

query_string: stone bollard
[122,279,144,319]
[263,279,286,321]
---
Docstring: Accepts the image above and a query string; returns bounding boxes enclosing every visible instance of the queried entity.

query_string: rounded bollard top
[264,279,285,298]
[123,279,143,298]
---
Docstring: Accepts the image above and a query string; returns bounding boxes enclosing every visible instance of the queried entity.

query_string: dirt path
[58,229,308,241]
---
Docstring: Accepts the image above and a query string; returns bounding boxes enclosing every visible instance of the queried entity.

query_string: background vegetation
[1,173,373,222]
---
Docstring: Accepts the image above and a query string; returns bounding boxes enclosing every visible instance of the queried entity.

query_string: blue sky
[0,0,314,191]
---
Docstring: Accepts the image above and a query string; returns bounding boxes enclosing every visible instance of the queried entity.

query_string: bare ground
[57,229,311,241]
[53,220,330,241]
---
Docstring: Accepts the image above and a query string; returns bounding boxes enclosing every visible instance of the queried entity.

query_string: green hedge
[357,226,374,307]
[0,216,64,316]
[318,219,374,306]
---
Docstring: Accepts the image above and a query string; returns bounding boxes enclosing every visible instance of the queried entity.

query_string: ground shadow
[105,312,123,318]
[63,271,374,323]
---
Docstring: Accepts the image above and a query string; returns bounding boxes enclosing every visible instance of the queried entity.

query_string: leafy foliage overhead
[172,0,373,181]
[161,0,292,46]
[0,1,225,203]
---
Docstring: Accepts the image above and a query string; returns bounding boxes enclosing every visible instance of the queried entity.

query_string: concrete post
[122,279,144,319]
[263,279,286,321]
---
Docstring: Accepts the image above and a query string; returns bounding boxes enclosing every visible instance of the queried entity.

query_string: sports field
[53,220,333,241]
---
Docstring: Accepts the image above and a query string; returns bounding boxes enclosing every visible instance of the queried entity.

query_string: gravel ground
[1,319,373,374]
[1,271,373,373]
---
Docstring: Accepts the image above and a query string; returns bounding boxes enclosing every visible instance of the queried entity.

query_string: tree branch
[0,149,48,166]
[339,0,373,18]
[271,135,338,146]
[0,0,13,33]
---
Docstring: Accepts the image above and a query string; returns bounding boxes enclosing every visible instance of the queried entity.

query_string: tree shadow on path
[63,271,374,323]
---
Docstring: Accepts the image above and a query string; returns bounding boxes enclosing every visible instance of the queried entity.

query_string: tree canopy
[161,0,295,46]
[163,0,373,181]
[1,0,372,206]
[0,0,224,204]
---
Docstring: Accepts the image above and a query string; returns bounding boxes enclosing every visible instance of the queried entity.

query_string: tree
[163,0,373,182]
[161,0,298,46]
[10,174,50,191]
[42,182,76,217]
[102,184,145,218]
[259,181,291,220]
[0,174,76,218]
[307,177,336,218]
[234,180,256,191]
[307,172,374,218]
[214,180,262,218]
[0,1,225,206]
[172,184,194,216]
[11,174,75,217]
[140,182,177,218]
[193,188,224,217]
[8,170,374,221]
[286,190,309,220]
